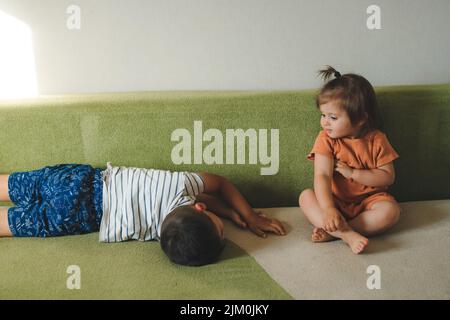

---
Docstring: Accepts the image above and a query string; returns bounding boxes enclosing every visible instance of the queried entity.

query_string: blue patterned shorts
[7,164,103,237]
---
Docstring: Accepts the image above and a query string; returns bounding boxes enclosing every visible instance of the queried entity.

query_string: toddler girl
[299,66,401,254]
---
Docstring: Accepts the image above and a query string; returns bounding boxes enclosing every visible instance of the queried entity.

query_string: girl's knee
[381,202,401,225]
[371,201,401,229]
[390,204,401,223]
[299,189,314,207]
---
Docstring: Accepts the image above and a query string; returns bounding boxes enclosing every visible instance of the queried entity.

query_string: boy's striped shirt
[99,162,205,242]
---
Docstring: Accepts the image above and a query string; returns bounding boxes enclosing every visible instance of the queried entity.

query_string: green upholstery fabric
[0,233,291,299]
[1,84,449,206]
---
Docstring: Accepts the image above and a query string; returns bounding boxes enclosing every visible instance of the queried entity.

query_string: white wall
[0,0,449,95]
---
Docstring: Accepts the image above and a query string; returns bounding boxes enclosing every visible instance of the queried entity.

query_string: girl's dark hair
[316,65,383,137]
[160,205,224,266]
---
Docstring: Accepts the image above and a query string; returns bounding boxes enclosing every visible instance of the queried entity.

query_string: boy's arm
[335,161,395,187]
[195,193,247,228]
[198,172,285,237]
[314,154,345,232]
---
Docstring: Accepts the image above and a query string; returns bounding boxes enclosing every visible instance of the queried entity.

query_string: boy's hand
[323,207,344,232]
[245,211,285,238]
[199,172,285,237]
[334,161,354,179]
[227,210,247,229]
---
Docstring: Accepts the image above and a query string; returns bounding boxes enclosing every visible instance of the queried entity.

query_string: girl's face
[319,100,361,139]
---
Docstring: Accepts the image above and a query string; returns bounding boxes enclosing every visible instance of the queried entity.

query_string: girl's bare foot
[311,227,337,242]
[340,230,369,254]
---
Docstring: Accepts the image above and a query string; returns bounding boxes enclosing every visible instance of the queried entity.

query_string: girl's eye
[331,116,337,120]
[320,114,325,118]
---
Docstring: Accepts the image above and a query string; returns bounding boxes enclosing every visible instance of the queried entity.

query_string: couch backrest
[1,84,449,207]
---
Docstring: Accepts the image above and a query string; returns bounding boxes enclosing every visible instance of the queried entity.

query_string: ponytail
[318,65,341,82]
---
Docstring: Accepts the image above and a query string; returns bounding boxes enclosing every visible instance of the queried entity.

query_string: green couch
[1,84,449,205]
[0,84,449,299]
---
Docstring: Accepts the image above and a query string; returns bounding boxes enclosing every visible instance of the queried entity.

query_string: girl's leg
[299,189,334,228]
[0,207,13,237]
[347,201,401,237]
[0,175,11,202]
[299,189,368,254]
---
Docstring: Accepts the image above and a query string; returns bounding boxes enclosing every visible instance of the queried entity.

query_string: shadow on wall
[0,10,38,100]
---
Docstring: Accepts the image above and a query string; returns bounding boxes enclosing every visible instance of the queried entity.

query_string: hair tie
[334,71,341,78]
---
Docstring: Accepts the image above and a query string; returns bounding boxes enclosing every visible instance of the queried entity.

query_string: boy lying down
[0,163,285,266]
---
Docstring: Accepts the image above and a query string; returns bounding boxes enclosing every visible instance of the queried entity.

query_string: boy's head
[160,202,225,266]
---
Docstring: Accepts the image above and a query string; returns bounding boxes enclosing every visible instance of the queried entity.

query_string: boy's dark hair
[316,65,383,138]
[160,205,225,266]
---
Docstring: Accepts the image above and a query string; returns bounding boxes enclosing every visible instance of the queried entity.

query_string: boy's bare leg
[0,207,13,237]
[0,175,11,202]
[0,175,13,236]
[299,189,369,254]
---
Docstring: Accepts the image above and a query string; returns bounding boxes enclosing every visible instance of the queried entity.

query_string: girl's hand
[334,160,354,179]
[323,207,344,232]
[245,211,286,238]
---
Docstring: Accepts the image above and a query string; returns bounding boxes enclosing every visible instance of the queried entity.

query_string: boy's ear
[194,202,207,211]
